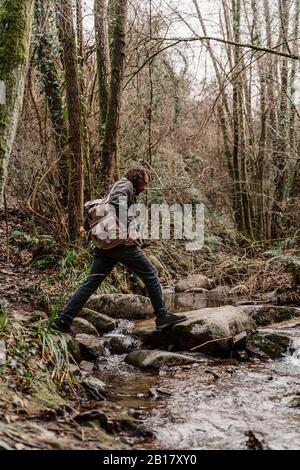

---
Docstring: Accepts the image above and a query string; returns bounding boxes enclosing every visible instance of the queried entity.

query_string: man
[52,165,186,334]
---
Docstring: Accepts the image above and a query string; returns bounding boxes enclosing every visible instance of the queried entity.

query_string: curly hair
[124,165,152,191]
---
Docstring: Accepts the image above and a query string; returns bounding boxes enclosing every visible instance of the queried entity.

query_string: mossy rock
[134,305,256,353]
[31,377,67,410]
[76,334,104,360]
[246,333,291,359]
[86,294,152,320]
[125,350,201,369]
[73,318,99,336]
[79,308,116,333]
[175,274,211,292]
[106,334,141,355]
[243,305,300,327]
[31,310,48,321]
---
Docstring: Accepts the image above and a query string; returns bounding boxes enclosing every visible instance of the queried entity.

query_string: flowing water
[94,293,300,450]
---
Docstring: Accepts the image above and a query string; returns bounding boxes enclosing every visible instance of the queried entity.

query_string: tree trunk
[271,0,290,237]
[56,0,84,241]
[99,0,128,191]
[0,0,35,205]
[94,0,111,128]
[76,0,91,201]
[34,0,70,208]
[286,0,300,200]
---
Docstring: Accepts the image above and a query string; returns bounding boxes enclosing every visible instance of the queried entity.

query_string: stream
[93,293,300,450]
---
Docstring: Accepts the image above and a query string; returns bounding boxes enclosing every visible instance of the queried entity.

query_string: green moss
[31,377,67,410]
[0,0,33,71]
[0,0,34,199]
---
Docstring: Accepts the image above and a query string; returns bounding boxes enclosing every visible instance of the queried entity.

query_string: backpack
[83,183,128,250]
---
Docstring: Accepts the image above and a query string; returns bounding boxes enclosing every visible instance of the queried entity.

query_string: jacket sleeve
[109,180,142,245]
[108,180,133,227]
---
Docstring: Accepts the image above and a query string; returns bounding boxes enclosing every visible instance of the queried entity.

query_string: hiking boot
[155,312,187,331]
[51,318,76,337]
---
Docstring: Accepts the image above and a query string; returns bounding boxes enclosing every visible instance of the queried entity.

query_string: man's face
[138,173,150,193]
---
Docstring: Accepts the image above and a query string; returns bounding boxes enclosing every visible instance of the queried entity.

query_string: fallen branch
[191,335,234,351]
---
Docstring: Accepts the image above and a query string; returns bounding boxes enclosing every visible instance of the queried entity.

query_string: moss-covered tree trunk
[34,0,70,208]
[99,0,127,191]
[0,0,35,205]
[56,0,84,241]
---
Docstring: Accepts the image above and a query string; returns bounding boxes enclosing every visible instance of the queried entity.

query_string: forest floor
[0,199,299,449]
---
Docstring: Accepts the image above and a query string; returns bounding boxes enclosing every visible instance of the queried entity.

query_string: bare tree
[56,0,84,241]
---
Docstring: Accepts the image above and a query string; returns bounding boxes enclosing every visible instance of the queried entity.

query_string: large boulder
[76,333,104,360]
[86,294,153,320]
[125,350,201,369]
[134,305,256,353]
[79,308,116,333]
[242,305,300,326]
[73,318,99,336]
[175,274,212,292]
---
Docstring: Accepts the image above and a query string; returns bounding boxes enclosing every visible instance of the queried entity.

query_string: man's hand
[125,236,135,246]
[79,226,87,239]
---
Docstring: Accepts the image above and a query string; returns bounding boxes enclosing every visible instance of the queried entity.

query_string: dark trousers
[57,244,168,325]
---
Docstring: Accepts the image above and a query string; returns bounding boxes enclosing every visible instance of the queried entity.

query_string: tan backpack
[83,183,128,250]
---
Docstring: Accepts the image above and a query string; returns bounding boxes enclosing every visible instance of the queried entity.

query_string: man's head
[124,165,151,195]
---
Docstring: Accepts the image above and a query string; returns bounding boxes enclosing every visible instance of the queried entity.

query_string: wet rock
[81,376,106,399]
[0,340,6,365]
[287,395,300,408]
[148,388,172,399]
[134,306,256,353]
[79,308,116,333]
[74,403,152,438]
[245,431,267,450]
[86,294,153,320]
[175,274,212,292]
[246,332,291,359]
[106,334,141,355]
[76,333,104,360]
[242,305,300,326]
[73,318,99,336]
[125,350,202,369]
[73,409,113,429]
[67,338,81,364]
[69,364,82,379]
[80,360,95,373]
